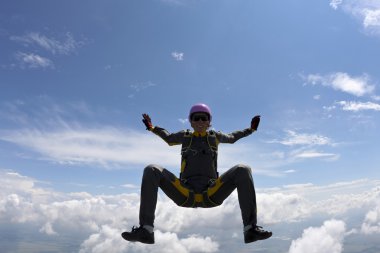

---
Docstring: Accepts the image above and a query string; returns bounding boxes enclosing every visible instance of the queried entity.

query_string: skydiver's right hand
[251,115,261,131]
[142,113,153,130]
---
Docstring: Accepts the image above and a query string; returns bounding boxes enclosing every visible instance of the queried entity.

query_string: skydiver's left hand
[142,113,153,130]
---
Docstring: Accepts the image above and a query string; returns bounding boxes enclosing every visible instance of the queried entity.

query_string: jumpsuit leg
[209,164,257,227]
[139,164,187,227]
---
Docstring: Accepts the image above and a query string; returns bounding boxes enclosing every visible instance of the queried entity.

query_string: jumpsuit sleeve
[151,126,185,146]
[216,128,254,144]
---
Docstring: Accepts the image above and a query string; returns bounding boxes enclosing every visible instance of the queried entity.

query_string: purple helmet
[189,103,212,121]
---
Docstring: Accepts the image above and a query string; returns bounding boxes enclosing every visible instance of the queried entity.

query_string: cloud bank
[1,170,380,252]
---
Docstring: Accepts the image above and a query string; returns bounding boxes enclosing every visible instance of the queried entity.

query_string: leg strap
[170,178,224,208]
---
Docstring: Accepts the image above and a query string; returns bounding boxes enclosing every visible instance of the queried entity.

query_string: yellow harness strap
[171,178,224,207]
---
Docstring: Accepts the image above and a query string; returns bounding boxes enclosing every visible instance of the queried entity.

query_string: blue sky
[1,1,380,253]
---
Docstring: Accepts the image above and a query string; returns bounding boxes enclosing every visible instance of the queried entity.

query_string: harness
[171,177,223,208]
[180,129,218,180]
[171,130,222,208]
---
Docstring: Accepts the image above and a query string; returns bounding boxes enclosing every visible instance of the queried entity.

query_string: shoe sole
[121,232,155,244]
[244,233,272,244]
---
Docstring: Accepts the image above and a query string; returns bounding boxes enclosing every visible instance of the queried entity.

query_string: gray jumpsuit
[139,126,258,230]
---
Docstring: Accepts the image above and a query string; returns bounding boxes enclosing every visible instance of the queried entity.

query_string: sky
[1,0,380,252]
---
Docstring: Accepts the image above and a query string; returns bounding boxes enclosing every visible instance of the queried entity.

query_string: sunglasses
[192,115,209,122]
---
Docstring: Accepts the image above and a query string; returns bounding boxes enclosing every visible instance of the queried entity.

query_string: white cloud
[270,130,333,146]
[262,179,380,215]
[330,0,343,10]
[10,32,82,55]
[130,81,156,92]
[0,124,274,176]
[129,81,157,98]
[178,118,189,124]
[121,184,139,189]
[363,8,380,28]
[265,131,339,164]
[288,219,346,253]
[293,150,339,160]
[15,52,54,69]
[361,201,380,234]
[0,98,271,175]
[1,170,380,252]
[39,222,58,235]
[330,1,380,36]
[304,72,375,97]
[179,234,219,252]
[0,127,179,168]
[79,227,218,253]
[259,192,311,223]
[336,100,380,111]
[171,51,184,61]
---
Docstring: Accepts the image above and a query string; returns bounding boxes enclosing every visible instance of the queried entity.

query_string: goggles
[192,114,209,122]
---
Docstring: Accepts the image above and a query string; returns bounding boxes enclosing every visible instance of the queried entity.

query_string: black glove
[142,114,153,130]
[251,115,261,131]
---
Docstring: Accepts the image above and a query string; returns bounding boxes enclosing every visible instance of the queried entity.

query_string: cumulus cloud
[303,72,375,97]
[361,201,380,234]
[263,179,380,216]
[1,170,380,252]
[0,170,228,252]
[80,227,219,253]
[288,219,346,253]
[330,1,380,36]
[259,192,311,223]
[39,222,58,235]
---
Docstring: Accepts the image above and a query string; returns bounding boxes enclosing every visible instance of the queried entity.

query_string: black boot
[121,226,155,244]
[244,225,272,243]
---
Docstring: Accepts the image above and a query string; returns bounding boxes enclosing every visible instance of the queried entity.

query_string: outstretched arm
[217,115,261,144]
[141,113,184,146]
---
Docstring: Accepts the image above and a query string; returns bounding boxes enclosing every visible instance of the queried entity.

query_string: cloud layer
[1,170,380,252]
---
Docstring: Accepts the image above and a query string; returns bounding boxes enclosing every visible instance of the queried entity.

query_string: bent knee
[144,164,164,174]
[234,164,252,175]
